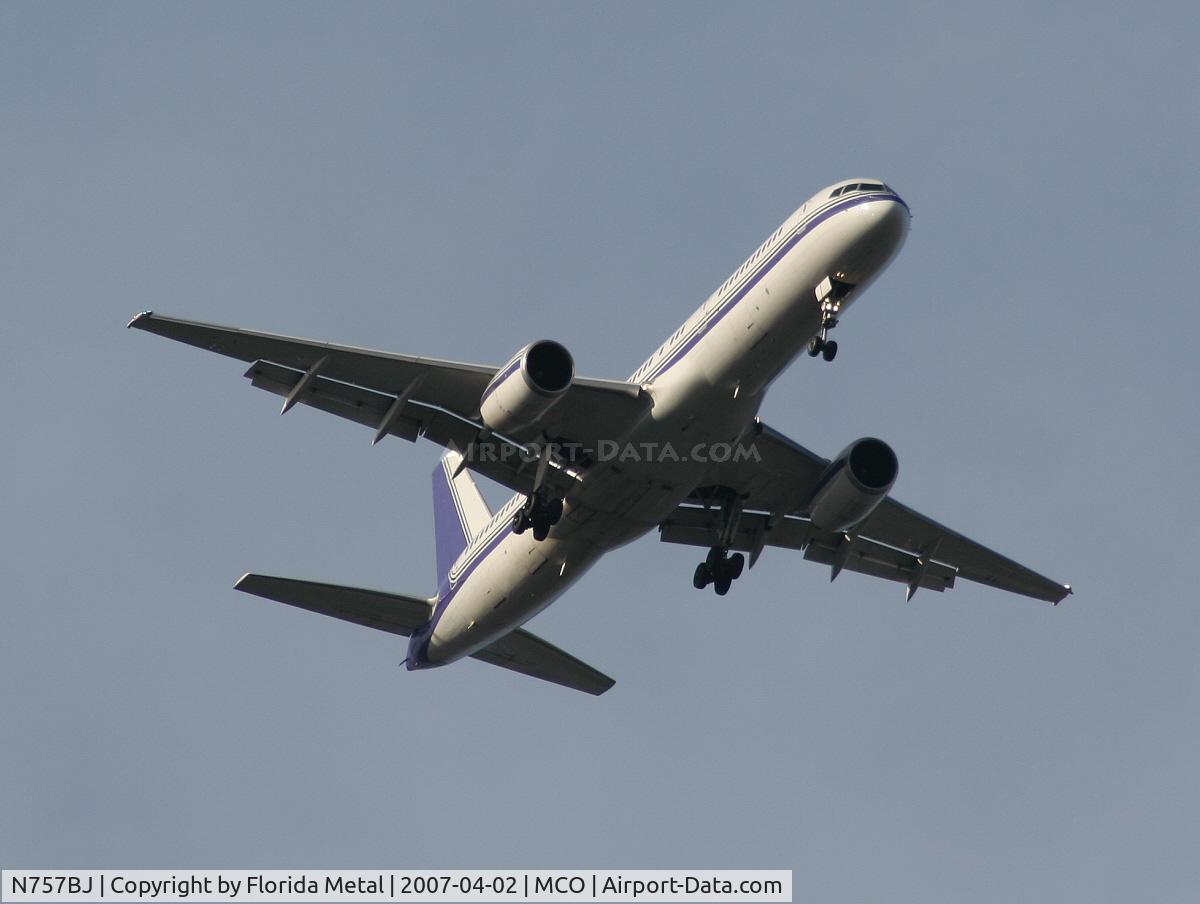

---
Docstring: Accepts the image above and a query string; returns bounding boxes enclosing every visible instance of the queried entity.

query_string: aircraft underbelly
[427,526,613,664]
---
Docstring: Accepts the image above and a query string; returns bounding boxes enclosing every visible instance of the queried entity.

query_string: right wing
[129,311,649,496]
[662,419,1071,604]
[235,574,614,695]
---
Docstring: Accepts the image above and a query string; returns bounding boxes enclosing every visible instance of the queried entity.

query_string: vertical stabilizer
[432,451,494,583]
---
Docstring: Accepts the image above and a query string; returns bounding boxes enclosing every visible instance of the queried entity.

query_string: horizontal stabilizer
[472,629,615,696]
[235,574,614,695]
[235,574,434,636]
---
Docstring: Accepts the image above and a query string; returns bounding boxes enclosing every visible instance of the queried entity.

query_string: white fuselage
[407,180,910,670]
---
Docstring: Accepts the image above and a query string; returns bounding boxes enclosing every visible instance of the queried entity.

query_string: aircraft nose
[864,194,910,241]
[848,195,909,274]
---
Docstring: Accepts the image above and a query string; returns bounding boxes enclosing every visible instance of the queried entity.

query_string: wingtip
[126,310,153,329]
[233,572,254,591]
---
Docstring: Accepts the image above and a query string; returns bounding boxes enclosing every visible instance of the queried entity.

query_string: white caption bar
[3,871,791,903]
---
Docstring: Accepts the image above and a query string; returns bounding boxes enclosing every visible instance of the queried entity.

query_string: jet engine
[479,340,574,437]
[808,437,898,532]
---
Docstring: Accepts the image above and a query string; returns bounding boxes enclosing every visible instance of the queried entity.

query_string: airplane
[129,178,1071,696]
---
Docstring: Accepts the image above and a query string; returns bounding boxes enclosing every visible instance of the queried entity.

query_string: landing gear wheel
[728,552,745,580]
[516,494,564,541]
[813,287,844,362]
[696,545,745,595]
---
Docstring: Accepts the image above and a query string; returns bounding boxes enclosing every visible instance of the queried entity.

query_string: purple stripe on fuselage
[408,516,512,667]
[643,191,902,381]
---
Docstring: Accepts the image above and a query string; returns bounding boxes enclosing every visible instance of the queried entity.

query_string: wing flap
[803,533,957,593]
[234,574,434,636]
[660,505,810,553]
[860,498,1069,603]
[660,507,955,593]
[471,629,615,696]
[243,360,574,497]
[246,360,422,440]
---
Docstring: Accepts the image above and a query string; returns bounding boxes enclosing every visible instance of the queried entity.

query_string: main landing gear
[692,491,747,595]
[512,494,563,542]
[693,546,746,596]
[512,439,564,542]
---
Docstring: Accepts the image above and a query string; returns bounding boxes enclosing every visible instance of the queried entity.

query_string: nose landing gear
[807,299,840,361]
[807,333,838,362]
[808,276,852,362]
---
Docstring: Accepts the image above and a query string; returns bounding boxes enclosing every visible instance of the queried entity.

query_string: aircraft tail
[234,573,615,695]
[432,450,493,583]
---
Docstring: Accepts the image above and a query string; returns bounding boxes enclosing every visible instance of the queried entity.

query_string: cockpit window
[832,182,888,198]
[830,182,891,199]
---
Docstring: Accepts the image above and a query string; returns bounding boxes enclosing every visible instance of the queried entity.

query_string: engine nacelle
[479,340,574,437]
[808,437,898,532]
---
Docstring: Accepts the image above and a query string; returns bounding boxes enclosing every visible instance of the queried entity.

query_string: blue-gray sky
[3,3,1198,901]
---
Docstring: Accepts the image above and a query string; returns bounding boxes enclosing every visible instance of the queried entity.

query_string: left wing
[661,419,1071,604]
[128,311,649,495]
[130,311,497,413]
